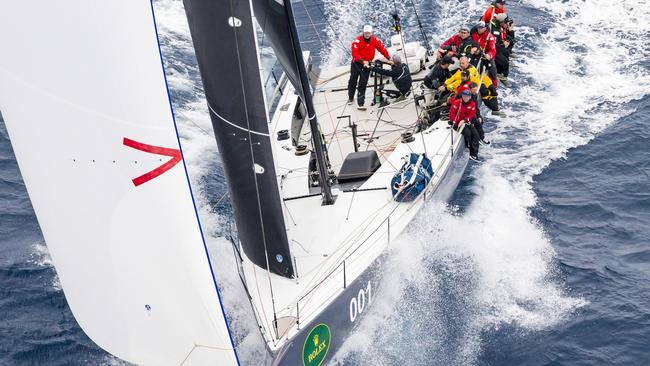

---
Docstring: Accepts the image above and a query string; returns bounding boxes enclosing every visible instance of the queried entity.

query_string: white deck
[240,51,467,351]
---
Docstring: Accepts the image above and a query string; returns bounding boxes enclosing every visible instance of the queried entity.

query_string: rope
[230,0,280,336]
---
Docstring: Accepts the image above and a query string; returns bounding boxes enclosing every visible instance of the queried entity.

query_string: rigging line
[364,107,386,151]
[409,0,432,55]
[392,0,428,157]
[230,0,280,333]
[251,264,272,345]
[322,91,345,158]
[173,109,213,136]
[299,0,328,57]
[215,191,230,208]
[282,199,297,226]
[307,0,377,86]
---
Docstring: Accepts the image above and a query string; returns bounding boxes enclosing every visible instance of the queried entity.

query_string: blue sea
[1,0,649,365]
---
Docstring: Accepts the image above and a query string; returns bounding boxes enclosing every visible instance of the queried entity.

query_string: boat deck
[240,53,468,352]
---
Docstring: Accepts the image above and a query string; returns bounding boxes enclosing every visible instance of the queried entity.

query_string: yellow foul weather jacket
[444,65,492,93]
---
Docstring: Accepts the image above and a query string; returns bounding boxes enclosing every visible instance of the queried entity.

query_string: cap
[461,89,472,96]
[459,25,470,32]
[363,25,373,33]
[495,0,506,4]
[495,13,508,22]
[476,21,487,29]
[391,54,402,64]
[440,56,453,65]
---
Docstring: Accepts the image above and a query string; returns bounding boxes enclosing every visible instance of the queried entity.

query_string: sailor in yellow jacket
[441,56,492,94]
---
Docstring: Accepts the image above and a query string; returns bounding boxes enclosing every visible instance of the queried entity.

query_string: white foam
[29,242,62,291]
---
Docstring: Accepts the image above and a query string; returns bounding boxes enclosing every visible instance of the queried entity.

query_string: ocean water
[1,0,649,365]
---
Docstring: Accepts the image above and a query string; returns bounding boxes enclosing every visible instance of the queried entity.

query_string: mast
[283,1,335,205]
[251,0,335,205]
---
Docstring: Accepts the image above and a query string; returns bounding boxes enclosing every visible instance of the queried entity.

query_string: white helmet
[363,25,373,33]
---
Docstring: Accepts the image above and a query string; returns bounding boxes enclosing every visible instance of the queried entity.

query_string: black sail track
[183,0,294,277]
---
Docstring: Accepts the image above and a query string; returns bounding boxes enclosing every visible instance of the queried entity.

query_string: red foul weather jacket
[351,35,390,63]
[456,81,473,96]
[472,31,497,60]
[481,4,506,23]
[440,34,463,50]
[449,97,477,126]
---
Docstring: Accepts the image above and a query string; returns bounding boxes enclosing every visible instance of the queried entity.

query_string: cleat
[356,104,367,111]
[469,155,480,162]
[347,98,353,105]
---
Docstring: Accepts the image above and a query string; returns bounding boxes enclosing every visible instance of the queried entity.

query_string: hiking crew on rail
[345,0,515,161]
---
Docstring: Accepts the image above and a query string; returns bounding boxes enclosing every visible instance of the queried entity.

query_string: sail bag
[391,153,434,202]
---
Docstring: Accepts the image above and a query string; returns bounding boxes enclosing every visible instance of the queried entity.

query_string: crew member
[455,70,473,96]
[423,56,453,89]
[481,0,506,23]
[371,54,412,101]
[440,56,481,94]
[454,82,490,144]
[496,17,516,85]
[449,89,480,160]
[471,22,498,84]
[437,25,472,59]
[348,25,391,109]
[494,15,511,85]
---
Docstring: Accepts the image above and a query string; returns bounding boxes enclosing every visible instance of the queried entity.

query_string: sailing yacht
[0,0,468,365]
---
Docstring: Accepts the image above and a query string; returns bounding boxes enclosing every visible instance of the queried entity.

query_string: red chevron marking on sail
[123,138,182,187]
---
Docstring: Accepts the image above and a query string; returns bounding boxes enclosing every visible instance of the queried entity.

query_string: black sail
[251,0,306,99]
[183,0,294,277]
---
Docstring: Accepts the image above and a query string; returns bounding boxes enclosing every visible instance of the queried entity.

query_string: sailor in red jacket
[471,21,498,85]
[437,25,471,59]
[348,25,391,109]
[481,0,506,23]
[449,89,480,160]
[471,22,496,61]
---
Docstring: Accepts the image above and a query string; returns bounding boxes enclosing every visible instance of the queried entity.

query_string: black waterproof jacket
[423,63,451,89]
[372,63,412,94]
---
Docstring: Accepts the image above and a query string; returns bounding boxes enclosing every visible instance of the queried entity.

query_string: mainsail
[0,1,239,365]
[183,0,295,277]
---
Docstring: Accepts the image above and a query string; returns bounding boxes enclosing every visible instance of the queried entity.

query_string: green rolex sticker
[302,323,331,366]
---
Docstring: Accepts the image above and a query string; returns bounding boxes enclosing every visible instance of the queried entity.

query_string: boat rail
[291,125,460,330]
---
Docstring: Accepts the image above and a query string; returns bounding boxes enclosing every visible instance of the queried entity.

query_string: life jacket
[471,31,496,60]
[481,4,506,23]
[481,83,498,100]
[446,65,492,93]
[352,35,390,63]
[449,97,477,126]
